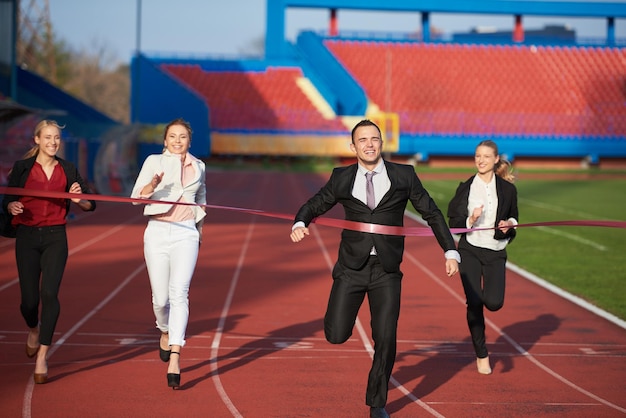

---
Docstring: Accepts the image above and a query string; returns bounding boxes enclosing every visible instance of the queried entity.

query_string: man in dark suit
[290,119,460,418]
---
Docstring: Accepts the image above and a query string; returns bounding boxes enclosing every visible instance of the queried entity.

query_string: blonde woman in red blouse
[2,120,96,384]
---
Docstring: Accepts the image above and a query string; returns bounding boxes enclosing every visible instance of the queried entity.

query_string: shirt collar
[163,150,194,166]
[475,173,496,187]
[358,160,384,176]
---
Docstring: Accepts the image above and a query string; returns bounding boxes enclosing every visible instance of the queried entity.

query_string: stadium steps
[161,64,346,132]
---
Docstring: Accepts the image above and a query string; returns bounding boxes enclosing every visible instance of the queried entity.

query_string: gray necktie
[365,171,376,210]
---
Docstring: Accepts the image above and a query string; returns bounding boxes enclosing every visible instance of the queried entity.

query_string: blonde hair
[23,120,66,159]
[477,140,515,183]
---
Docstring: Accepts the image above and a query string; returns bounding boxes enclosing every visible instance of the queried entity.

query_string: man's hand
[446,259,459,277]
[290,226,309,243]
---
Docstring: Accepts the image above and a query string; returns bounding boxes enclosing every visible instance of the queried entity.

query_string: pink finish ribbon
[2,186,625,237]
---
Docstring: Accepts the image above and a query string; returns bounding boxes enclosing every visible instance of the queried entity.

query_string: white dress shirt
[293,160,460,262]
[466,174,509,251]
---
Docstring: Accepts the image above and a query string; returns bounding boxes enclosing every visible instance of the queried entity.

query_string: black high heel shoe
[167,352,180,389]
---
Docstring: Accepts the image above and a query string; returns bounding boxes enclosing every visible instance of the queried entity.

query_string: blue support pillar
[266,0,288,59]
[607,16,615,46]
[421,12,430,42]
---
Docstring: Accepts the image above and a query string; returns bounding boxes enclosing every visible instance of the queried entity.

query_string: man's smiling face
[350,125,383,171]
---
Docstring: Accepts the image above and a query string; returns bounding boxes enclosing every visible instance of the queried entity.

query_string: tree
[17,5,130,124]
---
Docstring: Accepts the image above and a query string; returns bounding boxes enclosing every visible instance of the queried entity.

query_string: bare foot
[35,345,49,375]
[476,356,492,375]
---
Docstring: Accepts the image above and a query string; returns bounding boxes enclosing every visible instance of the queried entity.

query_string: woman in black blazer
[447,140,518,375]
[2,120,96,384]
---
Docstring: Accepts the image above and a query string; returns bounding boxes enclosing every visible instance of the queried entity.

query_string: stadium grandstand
[1,0,626,195]
[132,0,626,167]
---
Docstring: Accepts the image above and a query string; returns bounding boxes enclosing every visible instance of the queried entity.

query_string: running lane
[0,170,623,417]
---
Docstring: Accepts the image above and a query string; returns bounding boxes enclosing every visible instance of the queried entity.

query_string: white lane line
[518,197,620,221]
[516,198,614,250]
[190,171,270,417]
[289,174,446,417]
[22,263,146,418]
[301,203,443,416]
[504,263,626,330]
[404,211,626,331]
[493,321,626,414]
[535,226,607,251]
[404,252,626,415]
[308,225,445,417]
[209,220,256,418]
[1,215,143,293]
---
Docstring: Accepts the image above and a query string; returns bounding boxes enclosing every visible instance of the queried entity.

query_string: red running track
[0,170,625,417]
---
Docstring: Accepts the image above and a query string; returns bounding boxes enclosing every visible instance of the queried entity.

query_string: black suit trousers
[324,256,402,407]
[458,236,507,358]
[15,224,68,346]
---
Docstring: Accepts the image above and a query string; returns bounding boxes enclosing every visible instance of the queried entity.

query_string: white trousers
[143,219,199,347]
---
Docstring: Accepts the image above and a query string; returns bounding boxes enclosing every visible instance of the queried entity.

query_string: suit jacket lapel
[340,164,363,204]
[377,161,397,207]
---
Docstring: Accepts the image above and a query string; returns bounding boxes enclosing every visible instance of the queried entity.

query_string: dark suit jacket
[447,174,518,242]
[1,156,96,237]
[294,161,456,273]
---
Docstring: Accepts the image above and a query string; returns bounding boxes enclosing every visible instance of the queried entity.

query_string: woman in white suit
[131,118,206,389]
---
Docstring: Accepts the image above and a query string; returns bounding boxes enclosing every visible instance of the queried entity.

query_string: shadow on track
[387,313,561,415]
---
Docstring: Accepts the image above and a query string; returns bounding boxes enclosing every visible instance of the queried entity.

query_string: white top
[466,174,508,251]
[131,150,207,224]
[353,161,390,208]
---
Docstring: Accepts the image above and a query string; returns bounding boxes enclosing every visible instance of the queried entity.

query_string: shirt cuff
[292,221,306,231]
[445,250,461,263]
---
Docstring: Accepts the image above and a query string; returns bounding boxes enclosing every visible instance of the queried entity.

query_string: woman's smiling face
[475,144,499,175]
[34,125,61,157]
[164,124,191,155]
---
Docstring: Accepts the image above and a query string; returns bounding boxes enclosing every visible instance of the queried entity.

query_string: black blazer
[1,156,96,237]
[294,161,456,273]
[447,174,518,242]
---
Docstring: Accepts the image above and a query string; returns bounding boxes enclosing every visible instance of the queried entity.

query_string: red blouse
[13,162,68,227]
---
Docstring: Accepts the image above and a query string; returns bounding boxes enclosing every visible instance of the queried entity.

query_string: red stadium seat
[324,39,626,137]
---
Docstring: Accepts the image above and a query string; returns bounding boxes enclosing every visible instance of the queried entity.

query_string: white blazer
[131,150,206,224]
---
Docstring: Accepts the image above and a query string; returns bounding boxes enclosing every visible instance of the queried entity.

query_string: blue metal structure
[129,1,626,162]
[266,0,626,58]
[130,54,211,158]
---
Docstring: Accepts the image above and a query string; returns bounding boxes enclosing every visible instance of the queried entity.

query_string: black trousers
[458,236,507,358]
[15,225,68,346]
[324,256,402,408]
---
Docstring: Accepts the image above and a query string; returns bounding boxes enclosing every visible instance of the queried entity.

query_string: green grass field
[416,167,626,321]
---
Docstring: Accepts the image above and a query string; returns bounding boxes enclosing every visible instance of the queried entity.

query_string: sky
[46,0,626,66]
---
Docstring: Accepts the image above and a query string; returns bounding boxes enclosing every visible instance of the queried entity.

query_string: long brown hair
[477,140,515,183]
[22,120,65,159]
